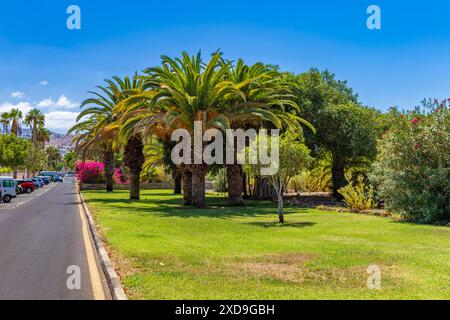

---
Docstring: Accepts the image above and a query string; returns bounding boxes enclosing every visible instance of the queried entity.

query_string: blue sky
[0,0,449,132]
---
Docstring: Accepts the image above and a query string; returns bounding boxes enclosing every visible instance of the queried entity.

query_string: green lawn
[82,189,450,300]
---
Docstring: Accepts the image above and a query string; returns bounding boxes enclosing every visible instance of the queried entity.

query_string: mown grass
[82,189,450,300]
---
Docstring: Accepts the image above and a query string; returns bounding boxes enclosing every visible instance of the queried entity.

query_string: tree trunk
[253,176,277,200]
[104,150,114,192]
[181,165,193,205]
[129,171,140,200]
[277,192,284,223]
[172,167,182,194]
[32,126,37,147]
[242,173,249,199]
[13,168,17,179]
[191,164,208,208]
[124,136,145,200]
[331,158,346,200]
[226,164,244,206]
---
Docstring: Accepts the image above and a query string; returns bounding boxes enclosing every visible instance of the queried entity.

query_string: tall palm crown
[141,51,244,133]
[0,112,10,133]
[69,76,144,156]
[221,59,313,132]
[37,127,51,147]
[9,108,23,136]
[24,108,45,146]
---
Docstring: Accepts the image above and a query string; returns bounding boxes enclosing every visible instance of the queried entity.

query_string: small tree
[0,134,29,178]
[25,146,48,176]
[244,132,312,223]
[64,151,76,170]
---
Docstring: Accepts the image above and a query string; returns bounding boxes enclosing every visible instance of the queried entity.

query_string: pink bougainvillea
[75,161,106,183]
[113,167,129,185]
[76,161,129,184]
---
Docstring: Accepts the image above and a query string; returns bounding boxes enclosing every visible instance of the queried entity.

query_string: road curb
[78,189,128,300]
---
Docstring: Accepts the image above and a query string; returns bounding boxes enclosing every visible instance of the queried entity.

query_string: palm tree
[69,82,119,192]
[116,52,244,208]
[110,76,146,200]
[9,108,22,136]
[114,52,312,208]
[0,112,10,133]
[24,108,45,146]
[37,127,51,148]
[69,76,145,195]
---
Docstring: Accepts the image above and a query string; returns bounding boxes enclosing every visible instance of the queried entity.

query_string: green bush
[288,173,307,193]
[371,99,450,224]
[209,167,228,192]
[338,175,375,212]
[0,167,12,173]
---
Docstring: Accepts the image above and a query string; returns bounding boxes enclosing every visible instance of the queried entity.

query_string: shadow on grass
[245,221,316,228]
[83,191,312,220]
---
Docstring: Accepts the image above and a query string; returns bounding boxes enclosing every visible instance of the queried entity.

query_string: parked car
[0,177,17,203]
[15,179,35,193]
[37,176,51,185]
[15,182,23,195]
[29,178,44,188]
[40,171,63,182]
[26,178,39,189]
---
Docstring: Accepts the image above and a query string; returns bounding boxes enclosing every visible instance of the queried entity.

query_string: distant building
[0,128,32,139]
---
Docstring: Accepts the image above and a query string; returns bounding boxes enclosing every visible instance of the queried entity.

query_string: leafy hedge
[371,99,450,224]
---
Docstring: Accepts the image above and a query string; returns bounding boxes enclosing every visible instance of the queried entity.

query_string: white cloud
[0,102,33,114]
[56,95,78,108]
[10,91,25,99]
[36,95,79,109]
[40,80,48,86]
[36,98,53,108]
[44,111,80,131]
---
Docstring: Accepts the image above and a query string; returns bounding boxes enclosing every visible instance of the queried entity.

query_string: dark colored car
[40,171,63,182]
[37,176,51,185]
[15,179,35,193]
[29,178,44,188]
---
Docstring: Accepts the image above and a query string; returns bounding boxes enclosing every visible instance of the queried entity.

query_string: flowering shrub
[75,161,106,183]
[371,99,450,224]
[113,167,129,184]
[75,161,129,184]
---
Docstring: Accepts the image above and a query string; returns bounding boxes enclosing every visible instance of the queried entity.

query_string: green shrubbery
[371,100,450,224]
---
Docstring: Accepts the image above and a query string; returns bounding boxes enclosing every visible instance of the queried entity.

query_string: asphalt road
[0,177,111,300]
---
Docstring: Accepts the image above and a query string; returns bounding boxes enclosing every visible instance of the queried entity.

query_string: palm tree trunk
[104,150,114,192]
[226,164,244,206]
[331,157,346,200]
[172,167,182,194]
[129,170,140,200]
[32,126,37,147]
[124,136,144,200]
[181,165,192,205]
[191,164,208,208]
